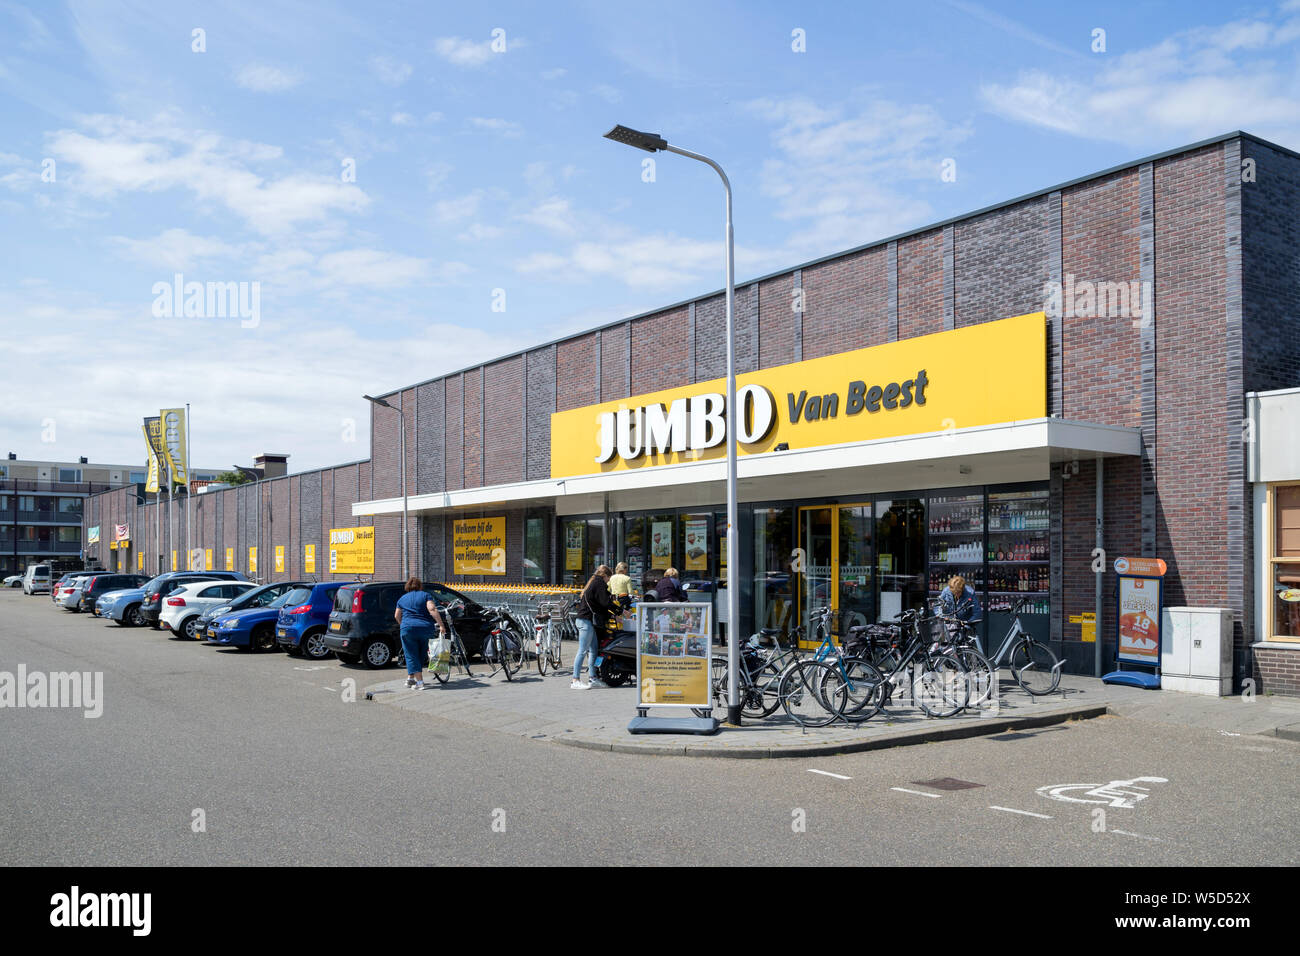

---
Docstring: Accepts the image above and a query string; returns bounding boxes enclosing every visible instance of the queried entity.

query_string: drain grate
[912,777,984,791]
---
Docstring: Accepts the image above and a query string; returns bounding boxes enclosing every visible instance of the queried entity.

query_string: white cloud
[457,222,505,241]
[390,112,415,126]
[518,197,577,236]
[235,64,303,92]
[433,192,482,222]
[108,229,247,271]
[316,249,451,287]
[469,117,522,136]
[46,114,370,235]
[592,83,621,104]
[980,8,1300,145]
[434,36,496,67]
[370,55,412,86]
[541,68,567,80]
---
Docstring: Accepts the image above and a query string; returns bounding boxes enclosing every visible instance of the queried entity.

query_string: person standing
[573,564,612,689]
[394,576,446,690]
[654,567,687,602]
[939,574,982,622]
[608,562,632,599]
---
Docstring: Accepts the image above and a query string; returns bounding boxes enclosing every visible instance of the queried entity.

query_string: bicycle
[710,624,847,727]
[484,604,527,681]
[531,598,569,676]
[830,606,969,720]
[429,599,474,684]
[949,596,1062,696]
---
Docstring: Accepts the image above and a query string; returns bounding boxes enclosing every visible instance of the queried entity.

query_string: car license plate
[277,629,286,638]
[330,622,341,631]
[207,628,216,639]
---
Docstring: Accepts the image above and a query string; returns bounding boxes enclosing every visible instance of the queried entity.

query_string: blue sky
[2,0,1298,473]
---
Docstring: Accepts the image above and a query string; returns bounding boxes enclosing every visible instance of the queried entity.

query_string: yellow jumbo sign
[550,312,1046,478]
[328,526,374,574]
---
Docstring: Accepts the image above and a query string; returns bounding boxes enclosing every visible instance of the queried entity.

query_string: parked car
[96,586,149,626]
[57,574,95,610]
[51,572,85,603]
[159,580,258,640]
[21,564,51,595]
[324,581,493,668]
[4,574,22,588]
[193,581,308,634]
[139,571,248,629]
[275,582,345,660]
[205,590,301,651]
[78,573,150,613]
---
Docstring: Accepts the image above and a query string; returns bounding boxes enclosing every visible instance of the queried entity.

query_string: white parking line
[1110,829,1163,842]
[989,806,1052,819]
[808,769,852,780]
[891,787,940,798]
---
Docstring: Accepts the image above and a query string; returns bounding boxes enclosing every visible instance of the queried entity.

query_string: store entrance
[795,503,876,648]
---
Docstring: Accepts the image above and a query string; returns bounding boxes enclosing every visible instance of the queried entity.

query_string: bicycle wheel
[780,660,846,728]
[536,632,550,676]
[548,627,564,670]
[504,628,526,677]
[714,662,780,719]
[430,650,450,684]
[915,654,970,718]
[495,634,515,681]
[1011,640,1060,695]
[825,657,885,722]
[953,647,995,706]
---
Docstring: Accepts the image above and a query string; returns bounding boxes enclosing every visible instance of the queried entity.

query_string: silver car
[58,575,93,611]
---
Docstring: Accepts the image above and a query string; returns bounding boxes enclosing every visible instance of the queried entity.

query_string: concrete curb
[1274,723,1300,743]
[552,703,1110,758]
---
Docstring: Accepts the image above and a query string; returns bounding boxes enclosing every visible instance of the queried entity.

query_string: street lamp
[603,124,741,726]
[364,394,408,581]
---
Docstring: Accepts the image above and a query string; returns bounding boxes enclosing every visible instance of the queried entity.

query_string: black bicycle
[430,599,474,684]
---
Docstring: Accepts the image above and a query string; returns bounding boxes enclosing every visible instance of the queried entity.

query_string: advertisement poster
[684,516,708,571]
[87,526,100,544]
[114,524,129,542]
[171,550,177,571]
[452,516,506,575]
[160,407,189,485]
[225,547,234,571]
[650,521,672,567]
[565,522,584,572]
[304,545,316,574]
[205,549,213,571]
[627,545,644,580]
[274,545,285,573]
[189,548,203,571]
[1117,576,1162,665]
[137,552,144,571]
[328,527,373,574]
[248,547,258,574]
[635,601,712,708]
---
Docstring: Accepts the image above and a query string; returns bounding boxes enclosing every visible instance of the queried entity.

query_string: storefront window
[524,514,545,583]
[753,507,793,636]
[876,497,926,622]
[1270,484,1300,641]
[562,519,586,587]
[714,512,728,589]
[646,513,674,586]
[586,517,605,574]
[623,517,646,594]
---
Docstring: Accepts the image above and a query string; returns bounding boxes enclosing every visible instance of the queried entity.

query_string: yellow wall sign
[550,312,1046,478]
[453,516,506,575]
[225,547,234,571]
[205,548,214,571]
[274,545,285,573]
[248,547,258,574]
[137,551,144,571]
[304,544,316,574]
[328,527,374,574]
[171,550,177,571]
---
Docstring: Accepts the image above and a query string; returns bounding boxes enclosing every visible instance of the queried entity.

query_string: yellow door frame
[795,502,873,649]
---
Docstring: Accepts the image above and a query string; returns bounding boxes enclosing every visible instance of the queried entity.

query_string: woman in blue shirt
[939,574,982,622]
[394,577,447,690]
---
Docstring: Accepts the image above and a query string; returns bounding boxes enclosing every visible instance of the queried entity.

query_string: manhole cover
[913,777,984,791]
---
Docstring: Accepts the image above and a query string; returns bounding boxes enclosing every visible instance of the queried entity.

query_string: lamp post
[603,125,741,726]
[364,395,408,581]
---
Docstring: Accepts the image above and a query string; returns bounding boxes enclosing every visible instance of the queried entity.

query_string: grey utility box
[1160,607,1233,696]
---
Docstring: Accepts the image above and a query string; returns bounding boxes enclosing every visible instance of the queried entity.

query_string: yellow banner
[171,550,177,571]
[304,544,316,574]
[328,527,374,574]
[225,547,234,571]
[142,420,160,493]
[137,551,144,571]
[551,312,1046,478]
[274,545,285,573]
[160,408,188,485]
[205,548,213,571]
[248,547,258,574]
[453,516,506,575]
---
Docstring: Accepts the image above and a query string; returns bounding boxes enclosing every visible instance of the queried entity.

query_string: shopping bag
[429,635,451,674]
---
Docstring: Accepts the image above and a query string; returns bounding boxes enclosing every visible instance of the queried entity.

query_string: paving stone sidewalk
[363,664,1300,757]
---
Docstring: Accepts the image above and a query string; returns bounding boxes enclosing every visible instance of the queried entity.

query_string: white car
[58,575,94,610]
[3,575,22,588]
[159,580,257,640]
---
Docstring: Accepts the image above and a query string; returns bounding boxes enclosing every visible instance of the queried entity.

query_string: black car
[79,573,150,613]
[139,571,248,628]
[324,581,493,669]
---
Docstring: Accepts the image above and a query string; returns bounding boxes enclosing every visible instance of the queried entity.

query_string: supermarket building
[85,131,1300,695]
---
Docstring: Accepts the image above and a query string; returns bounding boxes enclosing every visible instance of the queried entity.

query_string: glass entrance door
[796,503,875,648]
[875,497,927,624]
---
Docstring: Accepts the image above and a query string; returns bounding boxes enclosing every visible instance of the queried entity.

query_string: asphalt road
[1,589,1296,866]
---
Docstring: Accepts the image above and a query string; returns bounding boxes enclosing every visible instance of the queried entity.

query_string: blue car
[96,587,148,626]
[205,589,300,652]
[274,582,345,660]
